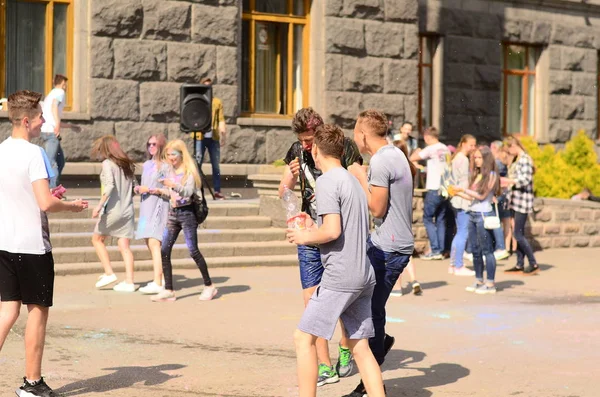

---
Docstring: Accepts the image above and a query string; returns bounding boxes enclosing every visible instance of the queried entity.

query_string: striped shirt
[508,153,534,214]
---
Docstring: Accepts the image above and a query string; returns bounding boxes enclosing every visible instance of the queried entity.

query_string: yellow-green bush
[520,131,600,198]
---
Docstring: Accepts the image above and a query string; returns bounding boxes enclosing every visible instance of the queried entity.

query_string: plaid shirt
[508,153,534,214]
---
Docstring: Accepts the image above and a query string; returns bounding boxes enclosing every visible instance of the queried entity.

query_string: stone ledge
[236,117,292,128]
[63,162,282,177]
[0,111,91,121]
[535,197,600,209]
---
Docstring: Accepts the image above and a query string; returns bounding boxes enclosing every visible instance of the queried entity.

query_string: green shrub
[272,159,286,167]
[520,131,600,198]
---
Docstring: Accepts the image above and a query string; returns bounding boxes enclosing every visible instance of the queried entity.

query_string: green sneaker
[317,363,339,387]
[336,345,354,377]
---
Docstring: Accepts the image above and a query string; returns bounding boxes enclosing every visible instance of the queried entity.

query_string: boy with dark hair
[40,74,80,189]
[278,107,363,384]
[287,124,385,397]
[345,110,415,397]
[0,90,87,397]
[410,126,450,260]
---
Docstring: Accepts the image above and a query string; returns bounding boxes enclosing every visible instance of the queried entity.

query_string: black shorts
[0,250,55,307]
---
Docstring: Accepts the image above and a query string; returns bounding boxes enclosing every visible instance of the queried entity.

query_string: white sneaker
[95,273,117,288]
[199,286,218,301]
[494,250,510,260]
[151,290,176,302]
[463,253,473,262]
[389,290,403,297]
[412,281,422,295]
[113,281,137,292]
[454,267,476,276]
[139,282,165,295]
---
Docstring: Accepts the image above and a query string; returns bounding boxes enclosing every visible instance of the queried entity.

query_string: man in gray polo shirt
[345,109,415,397]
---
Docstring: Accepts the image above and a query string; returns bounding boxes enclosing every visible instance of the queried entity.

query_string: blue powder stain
[386,317,405,323]
[477,313,500,320]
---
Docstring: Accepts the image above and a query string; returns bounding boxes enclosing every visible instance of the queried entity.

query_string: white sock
[26,378,41,385]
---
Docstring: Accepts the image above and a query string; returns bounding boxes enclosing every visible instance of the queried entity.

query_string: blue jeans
[41,133,65,188]
[195,138,221,193]
[513,211,537,268]
[450,209,469,268]
[367,236,411,365]
[297,245,324,289]
[423,190,448,254]
[492,225,506,251]
[161,206,212,290]
[468,211,497,283]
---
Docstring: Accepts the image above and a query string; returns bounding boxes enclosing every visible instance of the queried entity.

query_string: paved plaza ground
[2,248,599,396]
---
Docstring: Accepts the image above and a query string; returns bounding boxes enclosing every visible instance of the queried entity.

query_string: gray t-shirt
[316,167,375,293]
[368,145,415,254]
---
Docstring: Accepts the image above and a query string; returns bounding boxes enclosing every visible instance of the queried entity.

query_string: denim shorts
[297,245,324,289]
[497,194,511,219]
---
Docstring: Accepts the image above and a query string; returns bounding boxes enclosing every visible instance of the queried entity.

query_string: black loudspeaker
[180,84,212,132]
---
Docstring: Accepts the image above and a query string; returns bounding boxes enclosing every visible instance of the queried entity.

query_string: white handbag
[482,202,501,230]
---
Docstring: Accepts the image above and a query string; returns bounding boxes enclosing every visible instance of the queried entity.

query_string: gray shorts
[298,285,375,341]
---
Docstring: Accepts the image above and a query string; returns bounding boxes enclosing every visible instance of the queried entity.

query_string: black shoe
[523,265,539,275]
[504,265,524,273]
[342,381,366,397]
[341,380,387,397]
[16,377,57,397]
[384,333,395,356]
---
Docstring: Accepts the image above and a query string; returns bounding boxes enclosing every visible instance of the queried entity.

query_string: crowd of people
[0,82,543,397]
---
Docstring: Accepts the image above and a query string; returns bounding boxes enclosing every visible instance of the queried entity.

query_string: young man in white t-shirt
[0,90,87,397]
[410,127,450,260]
[40,74,79,188]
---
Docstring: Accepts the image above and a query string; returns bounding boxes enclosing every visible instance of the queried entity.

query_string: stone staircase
[47,197,299,276]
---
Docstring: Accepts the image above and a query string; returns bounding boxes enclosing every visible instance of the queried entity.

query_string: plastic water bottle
[281,186,305,229]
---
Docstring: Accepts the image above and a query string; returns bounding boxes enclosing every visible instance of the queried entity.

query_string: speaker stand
[192,132,215,200]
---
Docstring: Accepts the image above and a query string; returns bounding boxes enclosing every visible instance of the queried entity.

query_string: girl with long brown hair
[135,134,171,294]
[454,146,501,294]
[91,135,137,292]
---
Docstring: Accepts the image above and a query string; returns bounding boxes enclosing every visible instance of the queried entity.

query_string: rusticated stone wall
[324,0,420,130]
[420,0,600,145]
[412,192,600,254]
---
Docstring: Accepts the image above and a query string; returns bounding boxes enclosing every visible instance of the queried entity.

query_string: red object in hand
[52,185,67,198]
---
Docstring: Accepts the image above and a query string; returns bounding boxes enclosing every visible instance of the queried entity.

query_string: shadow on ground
[380,349,469,396]
[495,280,525,291]
[55,364,186,396]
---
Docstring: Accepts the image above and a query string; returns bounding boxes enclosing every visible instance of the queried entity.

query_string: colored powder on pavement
[434,313,451,319]
[386,317,405,323]
[477,313,500,320]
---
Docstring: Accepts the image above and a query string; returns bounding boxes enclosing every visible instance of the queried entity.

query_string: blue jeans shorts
[297,245,324,289]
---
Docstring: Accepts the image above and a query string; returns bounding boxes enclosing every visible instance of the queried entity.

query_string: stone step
[50,228,286,247]
[52,241,297,264]
[49,215,272,233]
[47,202,260,220]
[54,254,299,276]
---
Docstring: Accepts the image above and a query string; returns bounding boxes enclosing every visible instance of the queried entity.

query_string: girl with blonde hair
[135,133,171,294]
[151,139,217,302]
[91,135,137,292]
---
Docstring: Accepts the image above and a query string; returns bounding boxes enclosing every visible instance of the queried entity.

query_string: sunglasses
[147,142,157,147]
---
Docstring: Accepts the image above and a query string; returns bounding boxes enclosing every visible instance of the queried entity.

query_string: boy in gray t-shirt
[287,124,385,397]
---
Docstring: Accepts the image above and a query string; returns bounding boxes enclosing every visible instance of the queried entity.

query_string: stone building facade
[1,0,599,164]
[420,0,600,145]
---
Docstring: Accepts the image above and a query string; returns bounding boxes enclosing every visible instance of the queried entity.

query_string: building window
[502,44,540,136]
[242,0,309,116]
[418,35,438,133]
[0,0,73,109]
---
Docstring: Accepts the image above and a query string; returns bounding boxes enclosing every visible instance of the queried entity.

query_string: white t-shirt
[41,88,66,133]
[419,141,450,190]
[0,138,52,254]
